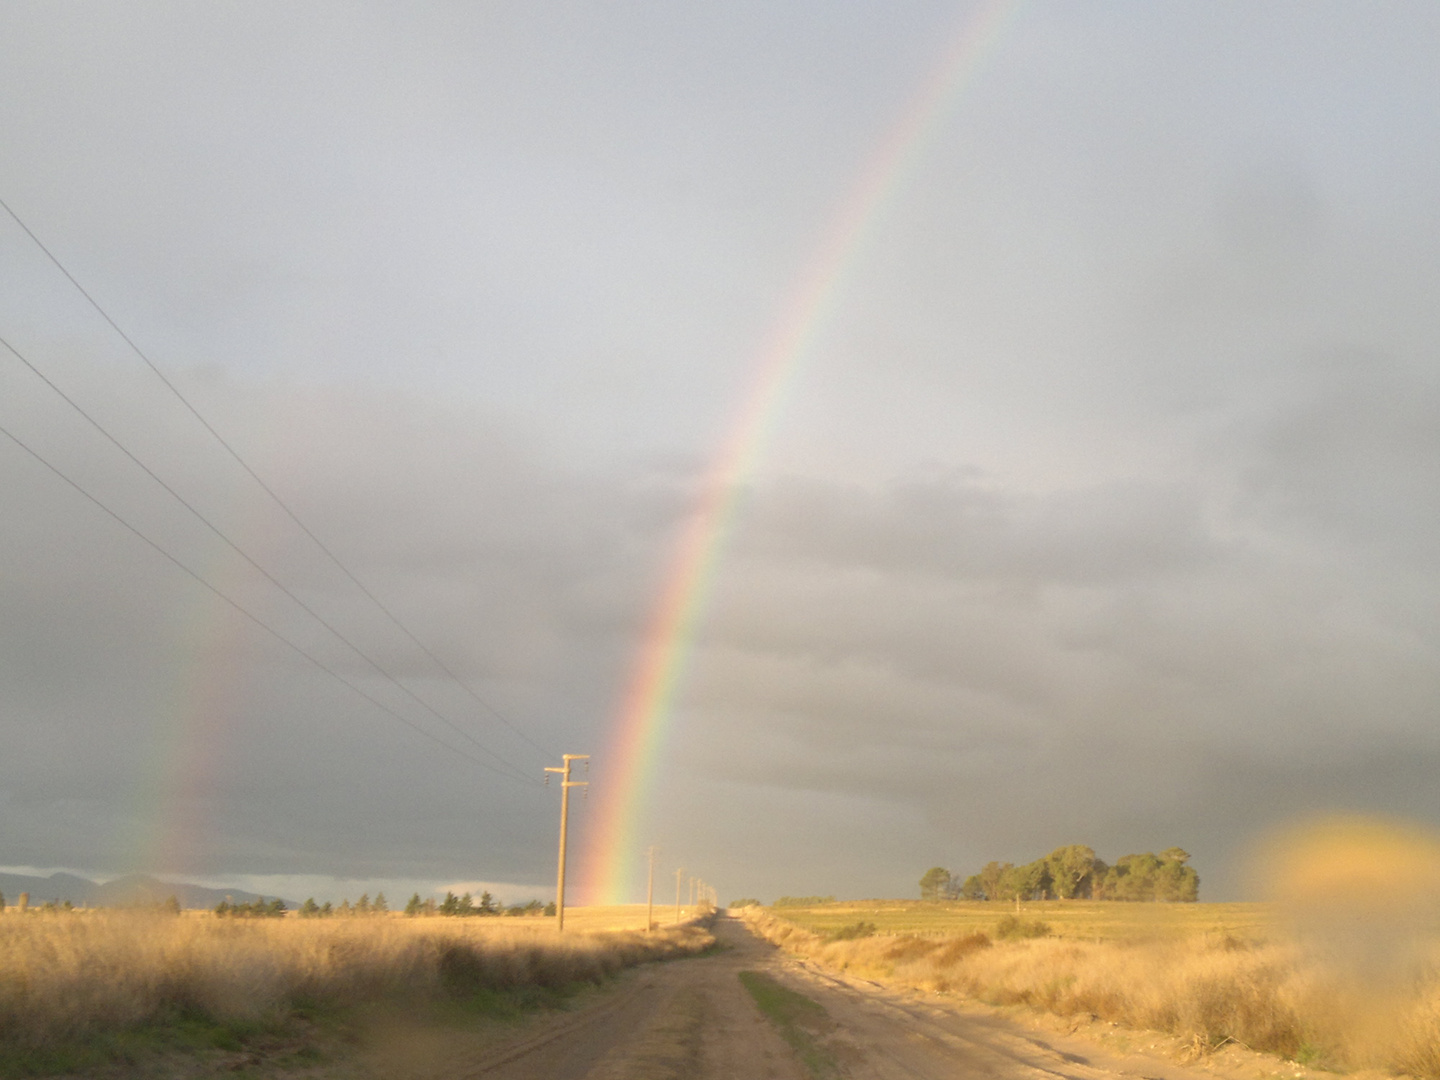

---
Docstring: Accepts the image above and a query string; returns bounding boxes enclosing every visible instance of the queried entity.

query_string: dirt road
[450,914,1229,1080]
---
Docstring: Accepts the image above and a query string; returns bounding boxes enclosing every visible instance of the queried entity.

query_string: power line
[0,332,536,784]
[0,194,550,757]
[0,416,535,786]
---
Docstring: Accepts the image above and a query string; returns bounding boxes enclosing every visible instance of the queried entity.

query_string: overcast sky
[2,1,1438,905]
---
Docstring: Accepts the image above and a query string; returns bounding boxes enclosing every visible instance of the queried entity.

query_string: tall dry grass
[746,909,1440,1076]
[0,910,713,1053]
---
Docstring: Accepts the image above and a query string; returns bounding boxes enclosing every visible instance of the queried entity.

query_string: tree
[959,875,986,900]
[478,890,498,915]
[1156,850,1199,901]
[999,860,1049,902]
[978,861,1011,902]
[356,893,372,916]
[1046,845,1098,899]
[374,892,388,913]
[1109,853,1162,900]
[544,901,556,916]
[163,895,181,916]
[0,890,6,910]
[320,901,333,916]
[919,867,952,901]
[440,892,458,916]
[300,898,320,918]
[404,893,422,916]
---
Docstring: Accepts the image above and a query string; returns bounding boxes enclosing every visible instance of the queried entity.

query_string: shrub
[828,921,877,942]
[995,915,1050,940]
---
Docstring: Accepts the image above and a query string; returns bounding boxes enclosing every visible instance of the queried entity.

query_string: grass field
[749,903,1440,1076]
[765,899,1275,943]
[0,907,715,1078]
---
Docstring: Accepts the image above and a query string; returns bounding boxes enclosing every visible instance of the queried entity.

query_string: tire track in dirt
[455,918,806,1080]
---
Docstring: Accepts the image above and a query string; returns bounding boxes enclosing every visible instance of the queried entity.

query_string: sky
[1,1,1438,906]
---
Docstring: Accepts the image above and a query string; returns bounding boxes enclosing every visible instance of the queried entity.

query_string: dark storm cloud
[659,352,1440,897]
[0,373,695,886]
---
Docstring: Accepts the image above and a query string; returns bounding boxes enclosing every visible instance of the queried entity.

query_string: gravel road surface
[450,915,1229,1080]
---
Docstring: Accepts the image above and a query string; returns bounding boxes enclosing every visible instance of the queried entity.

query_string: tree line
[921,845,1199,902]
[220,890,557,917]
[215,897,289,917]
[403,891,553,917]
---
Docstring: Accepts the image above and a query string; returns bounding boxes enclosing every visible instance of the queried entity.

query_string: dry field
[553,903,707,932]
[748,903,1440,1077]
[0,907,714,1077]
[767,898,1274,942]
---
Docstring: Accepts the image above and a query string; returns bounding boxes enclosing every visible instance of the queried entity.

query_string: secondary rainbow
[580,0,1023,904]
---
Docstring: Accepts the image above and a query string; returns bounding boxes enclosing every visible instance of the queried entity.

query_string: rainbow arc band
[578,0,1023,904]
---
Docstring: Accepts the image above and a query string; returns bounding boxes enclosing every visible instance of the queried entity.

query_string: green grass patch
[0,981,601,1079]
[739,970,840,1079]
[0,1010,295,1080]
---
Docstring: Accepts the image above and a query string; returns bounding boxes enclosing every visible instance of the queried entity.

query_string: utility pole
[646,846,656,932]
[674,866,685,924]
[544,754,589,932]
[689,875,696,908]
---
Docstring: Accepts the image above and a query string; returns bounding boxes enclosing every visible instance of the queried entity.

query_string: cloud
[3,2,1439,907]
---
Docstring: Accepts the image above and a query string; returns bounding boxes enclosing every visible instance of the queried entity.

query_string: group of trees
[402,891,553,917]
[921,845,1199,903]
[0,891,87,914]
[215,890,556,918]
[1,891,184,914]
[294,892,389,917]
[215,897,288,917]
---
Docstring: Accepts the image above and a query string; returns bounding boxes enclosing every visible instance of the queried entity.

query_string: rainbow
[579,0,1023,903]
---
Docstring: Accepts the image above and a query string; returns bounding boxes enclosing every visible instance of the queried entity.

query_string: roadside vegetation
[0,907,714,1077]
[746,902,1440,1076]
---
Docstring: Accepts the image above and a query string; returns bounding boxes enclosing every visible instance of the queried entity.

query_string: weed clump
[932,932,992,964]
[827,921,877,942]
[995,915,1051,940]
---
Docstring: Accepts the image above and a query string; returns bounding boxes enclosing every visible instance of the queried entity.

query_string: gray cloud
[2,2,1438,903]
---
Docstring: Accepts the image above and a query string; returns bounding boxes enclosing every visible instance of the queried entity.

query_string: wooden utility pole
[544,754,589,932]
[689,875,696,907]
[674,866,685,924]
[646,846,656,932]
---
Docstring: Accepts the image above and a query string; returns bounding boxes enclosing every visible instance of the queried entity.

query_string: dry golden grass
[747,908,1440,1076]
[0,908,713,1062]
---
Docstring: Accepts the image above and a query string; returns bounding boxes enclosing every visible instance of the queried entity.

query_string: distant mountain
[0,871,296,910]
